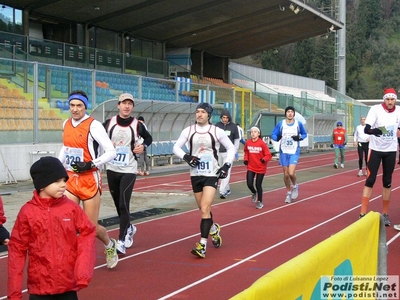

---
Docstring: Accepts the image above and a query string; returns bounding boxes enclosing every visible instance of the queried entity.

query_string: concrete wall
[229,62,326,92]
[0,143,62,183]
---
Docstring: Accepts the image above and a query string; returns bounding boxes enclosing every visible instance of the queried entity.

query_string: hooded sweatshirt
[215,109,240,153]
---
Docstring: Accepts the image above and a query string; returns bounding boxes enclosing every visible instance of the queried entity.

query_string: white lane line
[158,187,400,299]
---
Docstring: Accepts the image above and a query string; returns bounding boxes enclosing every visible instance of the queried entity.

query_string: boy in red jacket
[244,127,272,209]
[8,157,96,300]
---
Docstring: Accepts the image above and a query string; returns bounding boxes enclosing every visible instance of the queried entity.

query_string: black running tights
[357,142,369,170]
[246,171,265,202]
[106,170,136,241]
[30,291,78,300]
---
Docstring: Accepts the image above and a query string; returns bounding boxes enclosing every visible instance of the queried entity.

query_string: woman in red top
[243,127,273,209]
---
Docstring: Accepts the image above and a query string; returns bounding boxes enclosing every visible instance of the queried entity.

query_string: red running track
[1,150,400,299]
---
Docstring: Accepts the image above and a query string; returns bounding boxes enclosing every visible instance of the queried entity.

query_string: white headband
[383,93,397,100]
[250,126,260,133]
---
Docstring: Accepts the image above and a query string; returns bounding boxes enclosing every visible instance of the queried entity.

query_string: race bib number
[111,146,130,167]
[281,136,296,151]
[65,147,84,171]
[195,153,213,175]
[381,125,395,141]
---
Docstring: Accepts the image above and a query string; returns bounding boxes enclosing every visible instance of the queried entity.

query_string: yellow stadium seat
[7,119,18,130]
[19,108,30,119]
[39,109,51,119]
[4,88,12,97]
[5,108,13,117]
[16,119,28,130]
[39,119,48,130]
[24,119,33,130]
[0,108,7,119]
[23,100,33,109]
[0,119,10,131]
[12,108,24,119]
[0,98,8,108]
[49,109,58,119]
[52,119,64,130]
[14,99,27,108]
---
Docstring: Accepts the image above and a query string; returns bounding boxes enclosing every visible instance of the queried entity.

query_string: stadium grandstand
[0,1,370,183]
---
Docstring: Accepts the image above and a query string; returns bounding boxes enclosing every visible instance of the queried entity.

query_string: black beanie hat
[30,156,69,191]
[285,106,295,116]
[196,102,213,119]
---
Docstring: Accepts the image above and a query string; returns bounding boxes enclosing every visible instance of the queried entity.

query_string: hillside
[232,0,400,100]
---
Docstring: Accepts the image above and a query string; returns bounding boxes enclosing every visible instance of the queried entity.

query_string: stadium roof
[3,0,343,59]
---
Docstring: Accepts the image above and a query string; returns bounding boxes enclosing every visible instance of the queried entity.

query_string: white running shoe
[219,190,231,199]
[191,242,206,258]
[340,163,344,168]
[383,214,391,226]
[124,224,137,248]
[291,184,299,199]
[116,240,126,255]
[251,193,257,203]
[209,223,222,248]
[255,201,264,209]
[105,238,118,269]
[357,170,363,177]
[394,224,400,231]
[285,193,292,204]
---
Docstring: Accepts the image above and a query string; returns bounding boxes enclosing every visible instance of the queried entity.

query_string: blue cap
[337,122,343,126]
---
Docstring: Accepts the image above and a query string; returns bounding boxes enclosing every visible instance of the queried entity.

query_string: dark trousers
[0,225,10,243]
[30,291,78,300]
[357,142,369,169]
[106,170,136,241]
[365,150,396,188]
[246,171,265,202]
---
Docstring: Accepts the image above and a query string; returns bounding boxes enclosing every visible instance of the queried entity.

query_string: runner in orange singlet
[59,90,118,269]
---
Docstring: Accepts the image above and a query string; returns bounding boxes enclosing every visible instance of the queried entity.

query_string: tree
[251,0,400,99]
[260,50,283,72]
[309,37,335,87]
[290,39,314,77]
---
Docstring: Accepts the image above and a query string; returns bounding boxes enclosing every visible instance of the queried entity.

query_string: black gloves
[369,128,383,137]
[183,154,200,167]
[71,161,95,173]
[216,163,231,179]
[260,158,265,163]
[291,135,301,141]
[364,124,382,137]
[330,144,334,148]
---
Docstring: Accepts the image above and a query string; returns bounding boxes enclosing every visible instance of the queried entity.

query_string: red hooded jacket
[8,191,96,299]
